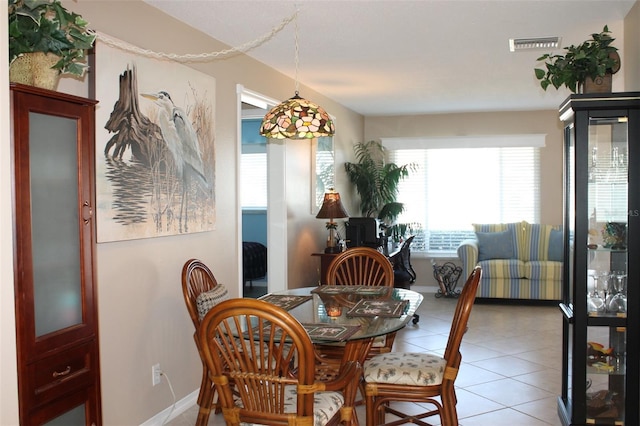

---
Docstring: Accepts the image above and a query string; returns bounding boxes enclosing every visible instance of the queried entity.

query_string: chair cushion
[196,285,230,321]
[364,352,446,386]
[476,229,515,261]
[235,386,344,426]
[477,258,525,279]
[548,228,563,261]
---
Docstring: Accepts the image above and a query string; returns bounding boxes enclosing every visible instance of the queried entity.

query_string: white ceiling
[144,0,635,116]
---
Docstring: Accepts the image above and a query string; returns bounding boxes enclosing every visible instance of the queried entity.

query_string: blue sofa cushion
[476,229,515,261]
[548,229,563,262]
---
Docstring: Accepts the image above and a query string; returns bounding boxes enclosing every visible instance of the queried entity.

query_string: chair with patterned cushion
[181,259,229,426]
[363,266,482,426]
[199,298,362,426]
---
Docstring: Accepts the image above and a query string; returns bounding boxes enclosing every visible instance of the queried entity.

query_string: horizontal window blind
[390,146,540,253]
[241,153,267,208]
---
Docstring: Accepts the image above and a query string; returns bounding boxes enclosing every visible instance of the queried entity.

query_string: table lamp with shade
[316,189,349,253]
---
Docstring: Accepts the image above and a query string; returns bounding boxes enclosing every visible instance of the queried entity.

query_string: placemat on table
[311,285,390,296]
[302,324,362,341]
[259,294,312,310]
[346,299,409,318]
[246,323,360,342]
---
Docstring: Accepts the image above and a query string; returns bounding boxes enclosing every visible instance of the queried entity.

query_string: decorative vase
[9,52,61,91]
[602,222,627,249]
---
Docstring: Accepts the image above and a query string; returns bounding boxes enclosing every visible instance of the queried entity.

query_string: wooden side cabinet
[558,92,640,426]
[10,84,102,425]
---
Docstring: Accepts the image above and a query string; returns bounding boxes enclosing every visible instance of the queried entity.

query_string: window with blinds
[241,152,267,208]
[389,145,541,253]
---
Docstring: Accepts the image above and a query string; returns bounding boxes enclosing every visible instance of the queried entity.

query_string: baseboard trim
[140,389,198,426]
[411,285,438,294]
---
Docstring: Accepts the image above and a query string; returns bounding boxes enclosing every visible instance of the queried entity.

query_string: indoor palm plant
[344,140,414,228]
[534,25,620,93]
[9,0,96,87]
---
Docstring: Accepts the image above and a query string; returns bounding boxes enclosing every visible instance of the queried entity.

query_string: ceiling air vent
[509,36,561,52]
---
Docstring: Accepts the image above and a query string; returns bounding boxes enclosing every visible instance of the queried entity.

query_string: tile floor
[168,291,563,426]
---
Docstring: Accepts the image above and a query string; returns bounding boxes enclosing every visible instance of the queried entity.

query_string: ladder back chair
[363,266,482,426]
[181,259,229,426]
[199,298,362,426]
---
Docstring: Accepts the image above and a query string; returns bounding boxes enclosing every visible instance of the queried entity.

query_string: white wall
[1,6,19,425]
[625,0,640,90]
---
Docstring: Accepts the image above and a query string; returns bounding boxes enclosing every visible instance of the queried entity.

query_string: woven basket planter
[581,73,613,94]
[9,52,61,90]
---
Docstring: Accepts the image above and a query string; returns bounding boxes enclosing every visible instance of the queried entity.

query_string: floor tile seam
[456,406,512,421]
[510,404,558,425]
[508,376,562,394]
[469,345,556,358]
[456,370,510,389]
[461,387,551,412]
[469,351,554,365]
[463,380,557,407]
[464,352,516,364]
[510,353,563,369]
[510,368,563,380]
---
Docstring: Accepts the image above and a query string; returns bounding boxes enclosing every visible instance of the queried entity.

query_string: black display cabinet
[558,92,640,426]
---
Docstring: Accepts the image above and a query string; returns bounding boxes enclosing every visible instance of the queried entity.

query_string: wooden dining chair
[324,247,398,357]
[198,298,362,426]
[181,259,229,426]
[363,266,482,426]
[326,247,395,287]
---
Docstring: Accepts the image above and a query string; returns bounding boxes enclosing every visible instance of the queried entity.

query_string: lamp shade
[260,93,335,140]
[316,191,349,219]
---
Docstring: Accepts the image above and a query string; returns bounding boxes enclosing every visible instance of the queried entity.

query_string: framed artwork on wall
[311,136,335,214]
[94,37,216,242]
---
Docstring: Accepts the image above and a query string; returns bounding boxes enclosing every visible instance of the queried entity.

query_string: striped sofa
[457,221,563,301]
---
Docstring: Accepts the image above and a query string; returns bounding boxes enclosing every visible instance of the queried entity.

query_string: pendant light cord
[294,7,300,96]
[95,10,297,63]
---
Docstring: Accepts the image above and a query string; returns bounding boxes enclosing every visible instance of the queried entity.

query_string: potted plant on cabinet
[344,140,415,244]
[534,25,620,94]
[9,0,96,89]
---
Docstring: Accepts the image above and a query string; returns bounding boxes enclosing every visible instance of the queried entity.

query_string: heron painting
[95,40,216,242]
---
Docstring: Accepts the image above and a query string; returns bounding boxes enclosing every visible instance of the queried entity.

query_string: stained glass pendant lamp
[260,11,335,140]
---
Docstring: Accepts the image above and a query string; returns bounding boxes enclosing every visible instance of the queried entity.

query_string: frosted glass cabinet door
[29,112,83,337]
[11,85,101,425]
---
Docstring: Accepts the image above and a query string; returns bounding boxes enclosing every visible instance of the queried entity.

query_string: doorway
[237,86,287,297]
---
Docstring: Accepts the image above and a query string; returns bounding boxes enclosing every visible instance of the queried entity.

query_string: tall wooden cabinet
[10,84,101,425]
[558,92,640,425]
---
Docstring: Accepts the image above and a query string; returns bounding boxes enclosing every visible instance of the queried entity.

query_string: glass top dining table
[260,286,424,343]
[258,286,423,425]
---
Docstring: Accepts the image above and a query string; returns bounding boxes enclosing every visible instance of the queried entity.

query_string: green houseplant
[9,0,96,84]
[344,140,414,228]
[534,25,620,93]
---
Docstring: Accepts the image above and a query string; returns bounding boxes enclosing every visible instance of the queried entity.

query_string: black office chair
[391,236,419,323]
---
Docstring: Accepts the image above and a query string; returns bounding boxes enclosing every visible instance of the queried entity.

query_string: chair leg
[196,364,209,407]
[196,383,213,426]
[440,387,459,426]
[195,367,219,426]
